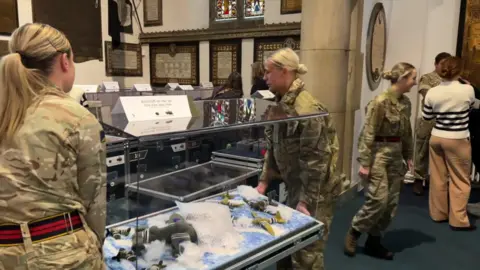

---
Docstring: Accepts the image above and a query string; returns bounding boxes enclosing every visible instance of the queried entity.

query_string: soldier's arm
[259,126,277,185]
[297,117,332,206]
[357,100,385,167]
[402,99,413,161]
[76,113,107,244]
[418,75,431,98]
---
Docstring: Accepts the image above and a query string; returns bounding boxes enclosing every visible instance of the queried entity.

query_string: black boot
[364,235,394,260]
[344,228,361,257]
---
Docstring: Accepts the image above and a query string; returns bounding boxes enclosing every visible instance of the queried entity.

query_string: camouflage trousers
[277,194,334,270]
[414,117,435,181]
[0,228,105,270]
[351,144,406,236]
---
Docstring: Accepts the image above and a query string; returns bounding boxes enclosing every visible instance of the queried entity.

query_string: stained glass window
[244,0,264,18]
[216,0,237,20]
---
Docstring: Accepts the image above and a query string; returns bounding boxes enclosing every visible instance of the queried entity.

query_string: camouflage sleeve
[418,75,431,98]
[297,117,332,205]
[76,113,107,243]
[357,99,384,167]
[402,99,413,161]
[259,125,275,184]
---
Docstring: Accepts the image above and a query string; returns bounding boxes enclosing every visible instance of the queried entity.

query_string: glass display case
[100,96,329,270]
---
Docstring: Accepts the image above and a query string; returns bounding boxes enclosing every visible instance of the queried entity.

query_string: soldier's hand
[358,166,370,179]
[407,159,413,173]
[256,182,268,195]
[296,201,311,216]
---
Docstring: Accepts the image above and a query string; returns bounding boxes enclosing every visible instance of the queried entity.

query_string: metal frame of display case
[106,190,324,270]
[211,149,264,169]
[127,161,261,202]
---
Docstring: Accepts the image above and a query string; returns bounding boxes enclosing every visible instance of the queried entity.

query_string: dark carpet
[324,184,480,270]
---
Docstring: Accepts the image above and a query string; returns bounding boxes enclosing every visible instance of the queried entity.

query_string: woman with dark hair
[250,61,268,95]
[423,56,479,231]
[211,71,244,99]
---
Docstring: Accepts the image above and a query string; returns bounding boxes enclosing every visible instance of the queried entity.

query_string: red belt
[375,136,401,142]
[0,211,83,246]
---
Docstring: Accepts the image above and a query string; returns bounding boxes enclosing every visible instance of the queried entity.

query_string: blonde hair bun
[297,64,308,75]
[382,70,394,80]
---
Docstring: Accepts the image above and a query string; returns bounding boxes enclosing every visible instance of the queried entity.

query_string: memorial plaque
[254,36,300,63]
[0,40,9,58]
[457,0,480,87]
[105,41,143,77]
[150,42,199,86]
[210,40,241,86]
[0,0,18,35]
[144,0,163,26]
[281,0,302,14]
[32,0,103,63]
[366,3,387,91]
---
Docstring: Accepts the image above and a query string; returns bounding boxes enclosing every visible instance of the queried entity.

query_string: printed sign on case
[201,82,214,88]
[102,81,120,92]
[73,84,99,93]
[178,85,194,90]
[133,84,153,92]
[112,95,192,122]
[251,90,275,100]
[123,117,192,137]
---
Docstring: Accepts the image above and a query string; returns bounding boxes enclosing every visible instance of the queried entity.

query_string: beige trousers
[429,135,472,227]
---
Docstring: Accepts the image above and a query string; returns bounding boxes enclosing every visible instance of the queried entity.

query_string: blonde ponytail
[0,23,71,146]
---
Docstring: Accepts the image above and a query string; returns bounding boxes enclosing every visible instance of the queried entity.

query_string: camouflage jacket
[260,79,340,206]
[0,95,107,243]
[357,88,413,167]
[418,71,442,100]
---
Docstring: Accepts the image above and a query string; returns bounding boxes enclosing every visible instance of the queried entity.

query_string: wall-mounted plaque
[144,0,162,26]
[32,0,103,63]
[210,40,242,86]
[0,0,18,35]
[254,36,300,63]
[105,41,143,77]
[365,3,387,91]
[150,42,199,86]
[457,0,480,87]
[281,0,302,14]
[0,40,9,58]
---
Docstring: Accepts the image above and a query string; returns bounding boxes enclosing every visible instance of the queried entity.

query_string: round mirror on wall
[366,3,387,91]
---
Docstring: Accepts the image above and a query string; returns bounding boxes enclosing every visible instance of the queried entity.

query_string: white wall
[351,0,462,183]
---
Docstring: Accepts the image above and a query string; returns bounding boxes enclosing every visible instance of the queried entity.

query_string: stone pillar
[300,0,358,179]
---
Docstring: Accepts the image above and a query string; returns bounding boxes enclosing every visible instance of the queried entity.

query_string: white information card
[252,90,275,99]
[123,117,192,137]
[102,81,120,92]
[133,84,153,92]
[201,82,214,88]
[73,84,99,93]
[112,95,192,122]
[178,85,194,90]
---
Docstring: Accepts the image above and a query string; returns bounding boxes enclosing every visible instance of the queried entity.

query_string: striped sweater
[423,81,480,139]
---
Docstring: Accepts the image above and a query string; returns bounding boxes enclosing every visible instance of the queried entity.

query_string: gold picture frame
[210,40,242,86]
[150,42,199,86]
[105,41,143,77]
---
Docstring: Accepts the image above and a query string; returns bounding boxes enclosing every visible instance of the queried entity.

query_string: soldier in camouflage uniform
[412,52,450,195]
[256,48,347,270]
[0,23,106,269]
[344,63,416,260]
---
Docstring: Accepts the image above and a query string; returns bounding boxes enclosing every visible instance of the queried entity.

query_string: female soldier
[0,23,106,269]
[344,63,416,260]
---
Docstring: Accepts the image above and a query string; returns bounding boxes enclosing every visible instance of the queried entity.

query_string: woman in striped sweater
[422,56,479,231]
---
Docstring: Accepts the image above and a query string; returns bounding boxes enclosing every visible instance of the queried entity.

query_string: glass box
[99,95,328,269]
